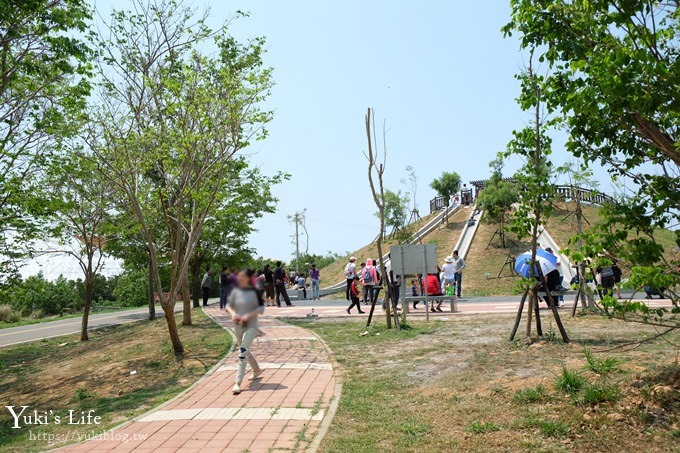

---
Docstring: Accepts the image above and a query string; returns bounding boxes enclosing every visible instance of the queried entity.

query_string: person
[263,264,275,307]
[346,276,365,314]
[644,286,667,299]
[361,259,378,306]
[612,259,623,298]
[297,274,307,300]
[411,279,421,309]
[309,264,320,300]
[219,266,231,310]
[226,269,264,395]
[451,250,465,298]
[274,261,293,307]
[422,273,443,312]
[545,248,565,307]
[201,267,212,306]
[358,262,367,303]
[344,257,357,301]
[441,256,457,288]
[371,260,383,307]
[254,269,265,297]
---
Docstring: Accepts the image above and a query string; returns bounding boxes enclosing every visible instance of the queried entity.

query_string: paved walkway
[63,307,339,453]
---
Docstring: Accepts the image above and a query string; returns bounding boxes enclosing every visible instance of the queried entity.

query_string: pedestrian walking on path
[201,267,212,306]
[344,256,357,300]
[346,276,365,314]
[226,269,265,395]
[274,261,293,307]
[309,263,320,299]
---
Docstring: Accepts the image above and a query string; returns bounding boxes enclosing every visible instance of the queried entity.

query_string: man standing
[309,264,320,300]
[274,261,293,307]
[451,250,465,298]
[344,257,357,301]
[201,267,212,306]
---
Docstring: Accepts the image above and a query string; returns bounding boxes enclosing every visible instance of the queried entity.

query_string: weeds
[584,348,619,375]
[468,421,500,434]
[555,367,586,394]
[577,383,621,406]
[513,384,548,403]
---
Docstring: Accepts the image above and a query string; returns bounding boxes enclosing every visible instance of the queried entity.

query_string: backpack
[363,267,375,285]
[600,267,615,289]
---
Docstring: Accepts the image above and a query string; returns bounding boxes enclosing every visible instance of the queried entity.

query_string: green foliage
[0,0,93,283]
[477,158,518,247]
[0,305,20,323]
[504,0,679,322]
[1,274,80,316]
[380,189,409,233]
[555,367,586,394]
[467,421,500,434]
[430,171,462,201]
[583,349,619,376]
[112,270,148,307]
[513,384,548,403]
[577,383,621,406]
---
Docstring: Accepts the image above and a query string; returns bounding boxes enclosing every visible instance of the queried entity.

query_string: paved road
[0,303,183,348]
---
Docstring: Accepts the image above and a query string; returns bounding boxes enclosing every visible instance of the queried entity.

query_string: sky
[93,0,615,262]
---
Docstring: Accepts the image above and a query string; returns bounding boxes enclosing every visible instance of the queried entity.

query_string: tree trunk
[80,276,94,341]
[147,255,156,320]
[162,298,184,356]
[190,260,201,308]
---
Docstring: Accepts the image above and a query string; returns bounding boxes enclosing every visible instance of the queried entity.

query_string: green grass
[577,383,621,406]
[584,348,619,375]
[467,421,501,434]
[555,367,587,394]
[513,384,549,404]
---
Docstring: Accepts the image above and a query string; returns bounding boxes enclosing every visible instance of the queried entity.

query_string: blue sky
[95,1,614,261]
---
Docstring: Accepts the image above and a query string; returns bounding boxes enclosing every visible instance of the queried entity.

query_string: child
[226,269,265,395]
[411,279,420,309]
[346,276,365,314]
[297,275,307,300]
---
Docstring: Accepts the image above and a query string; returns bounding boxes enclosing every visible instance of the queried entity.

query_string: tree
[504,50,569,343]
[430,171,462,203]
[380,189,409,238]
[46,154,111,341]
[504,0,679,328]
[188,161,287,307]
[401,165,420,223]
[364,108,397,330]
[477,158,518,248]
[91,0,273,355]
[0,0,92,281]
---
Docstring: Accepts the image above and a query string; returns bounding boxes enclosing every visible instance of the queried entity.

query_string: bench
[402,295,457,313]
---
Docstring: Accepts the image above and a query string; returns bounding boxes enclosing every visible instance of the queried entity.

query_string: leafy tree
[380,189,409,237]
[477,158,518,248]
[46,154,112,341]
[504,0,679,326]
[504,51,569,343]
[91,0,274,355]
[0,0,92,281]
[430,171,462,203]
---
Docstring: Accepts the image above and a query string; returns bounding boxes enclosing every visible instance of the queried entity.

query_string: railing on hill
[555,185,615,206]
[430,196,449,213]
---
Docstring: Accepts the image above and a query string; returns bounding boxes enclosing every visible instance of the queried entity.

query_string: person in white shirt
[344,256,357,301]
[451,250,465,298]
[441,256,457,290]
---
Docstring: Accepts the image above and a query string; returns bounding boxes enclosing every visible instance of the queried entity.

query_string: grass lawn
[0,306,139,330]
[293,314,680,452]
[0,309,231,452]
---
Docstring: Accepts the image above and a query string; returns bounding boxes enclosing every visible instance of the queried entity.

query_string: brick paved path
[62,306,340,453]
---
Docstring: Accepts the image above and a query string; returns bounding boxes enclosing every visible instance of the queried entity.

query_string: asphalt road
[0,303,182,348]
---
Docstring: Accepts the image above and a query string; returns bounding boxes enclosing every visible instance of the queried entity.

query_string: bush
[10,274,79,316]
[0,305,20,323]
[112,270,148,307]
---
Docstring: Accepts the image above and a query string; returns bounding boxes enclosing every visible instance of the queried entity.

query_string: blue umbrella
[514,251,558,278]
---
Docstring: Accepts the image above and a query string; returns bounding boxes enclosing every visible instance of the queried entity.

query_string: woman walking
[226,269,265,395]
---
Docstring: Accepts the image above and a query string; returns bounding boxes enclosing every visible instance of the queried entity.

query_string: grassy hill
[319,201,677,296]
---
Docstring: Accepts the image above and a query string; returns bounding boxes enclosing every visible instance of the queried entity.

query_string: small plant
[73,386,95,401]
[401,419,430,440]
[543,322,558,343]
[577,383,621,406]
[538,420,570,437]
[513,384,548,403]
[555,367,586,394]
[583,348,619,375]
[468,421,500,434]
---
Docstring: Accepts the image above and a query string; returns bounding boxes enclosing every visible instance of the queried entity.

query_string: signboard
[390,244,438,275]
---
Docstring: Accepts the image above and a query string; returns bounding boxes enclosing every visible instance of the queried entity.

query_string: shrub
[555,367,586,394]
[112,270,148,307]
[0,305,20,323]
[11,274,79,316]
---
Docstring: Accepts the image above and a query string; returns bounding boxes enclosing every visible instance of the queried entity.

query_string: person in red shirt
[346,276,365,314]
[422,273,443,312]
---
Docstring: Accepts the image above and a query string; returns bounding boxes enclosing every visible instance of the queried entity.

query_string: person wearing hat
[344,256,357,301]
[451,250,465,298]
[441,256,457,292]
